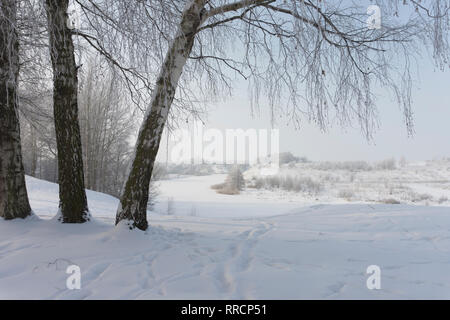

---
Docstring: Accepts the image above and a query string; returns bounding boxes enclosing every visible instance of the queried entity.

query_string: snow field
[0,175,449,299]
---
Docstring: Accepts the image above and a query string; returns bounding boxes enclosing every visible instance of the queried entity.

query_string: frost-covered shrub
[314,161,371,172]
[251,174,323,195]
[226,166,245,190]
[279,152,299,165]
[298,157,309,163]
[211,182,226,190]
[338,189,355,200]
[248,177,266,189]
[277,152,309,165]
[325,174,341,183]
[296,177,323,195]
[375,158,397,170]
[438,196,448,204]
[216,187,240,195]
[212,166,245,195]
[281,176,294,191]
[409,192,433,203]
[267,176,281,189]
[379,198,401,204]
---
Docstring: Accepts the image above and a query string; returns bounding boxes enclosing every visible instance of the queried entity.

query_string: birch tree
[45,0,89,223]
[78,57,137,197]
[0,0,32,220]
[115,0,449,230]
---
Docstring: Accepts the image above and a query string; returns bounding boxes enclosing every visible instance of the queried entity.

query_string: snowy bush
[296,177,323,195]
[281,176,294,191]
[211,182,226,190]
[253,178,266,189]
[279,152,300,165]
[212,166,245,195]
[322,174,341,183]
[438,196,448,204]
[216,187,240,195]
[314,161,372,172]
[338,189,355,200]
[375,158,397,170]
[409,192,433,203]
[267,176,281,189]
[379,198,401,204]
[250,175,323,195]
[226,166,245,190]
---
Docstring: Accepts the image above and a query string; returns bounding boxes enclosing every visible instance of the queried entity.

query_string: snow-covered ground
[244,158,450,206]
[0,175,450,299]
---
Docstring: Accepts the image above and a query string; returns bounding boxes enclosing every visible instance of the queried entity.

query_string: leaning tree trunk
[115,1,206,230]
[45,0,89,223]
[0,0,33,220]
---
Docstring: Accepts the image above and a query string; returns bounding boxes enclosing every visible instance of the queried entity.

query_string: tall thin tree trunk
[115,1,206,230]
[0,0,32,220]
[45,0,89,223]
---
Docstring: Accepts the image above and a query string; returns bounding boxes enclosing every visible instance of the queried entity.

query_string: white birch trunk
[115,0,206,230]
[0,0,33,219]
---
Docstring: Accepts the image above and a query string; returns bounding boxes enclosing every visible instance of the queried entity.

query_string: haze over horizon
[184,57,450,163]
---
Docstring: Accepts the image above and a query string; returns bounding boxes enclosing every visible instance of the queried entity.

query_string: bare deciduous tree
[78,56,136,197]
[45,0,89,223]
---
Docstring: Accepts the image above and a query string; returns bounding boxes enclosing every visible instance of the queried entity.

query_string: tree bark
[0,0,33,220]
[45,0,89,223]
[115,1,206,230]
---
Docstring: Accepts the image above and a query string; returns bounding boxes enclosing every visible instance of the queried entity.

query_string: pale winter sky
[203,59,450,162]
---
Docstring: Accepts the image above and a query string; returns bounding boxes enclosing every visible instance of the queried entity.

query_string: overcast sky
[202,58,450,162]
